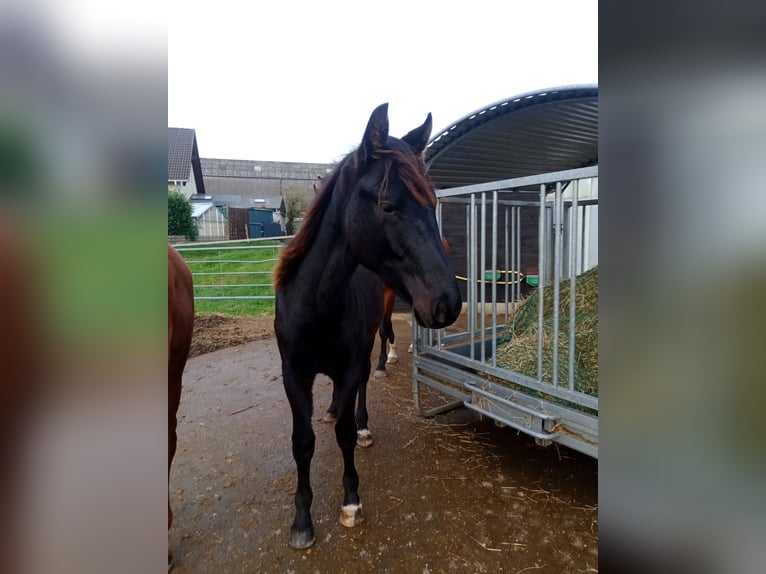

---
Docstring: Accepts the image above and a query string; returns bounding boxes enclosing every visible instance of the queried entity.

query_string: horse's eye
[381,202,397,215]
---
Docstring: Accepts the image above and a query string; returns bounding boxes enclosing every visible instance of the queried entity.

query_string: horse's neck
[298,196,357,310]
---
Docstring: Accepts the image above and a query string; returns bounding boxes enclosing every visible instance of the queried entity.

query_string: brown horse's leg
[284,370,317,549]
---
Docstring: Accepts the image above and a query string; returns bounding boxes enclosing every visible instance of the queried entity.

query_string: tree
[283,189,310,236]
[168,190,198,240]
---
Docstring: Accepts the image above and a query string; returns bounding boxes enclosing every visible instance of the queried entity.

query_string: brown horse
[167,245,194,570]
[0,222,40,574]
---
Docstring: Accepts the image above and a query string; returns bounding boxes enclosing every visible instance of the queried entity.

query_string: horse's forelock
[376,146,435,208]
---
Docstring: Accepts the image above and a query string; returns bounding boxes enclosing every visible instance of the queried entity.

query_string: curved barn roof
[425,84,598,189]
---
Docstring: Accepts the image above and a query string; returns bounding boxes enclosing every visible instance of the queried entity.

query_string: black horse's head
[344,103,461,329]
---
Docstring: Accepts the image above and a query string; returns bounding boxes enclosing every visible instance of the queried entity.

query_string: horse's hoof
[339,504,363,528]
[386,356,399,365]
[407,344,413,353]
[289,527,316,549]
[321,411,337,423]
[357,429,374,448]
[373,369,387,378]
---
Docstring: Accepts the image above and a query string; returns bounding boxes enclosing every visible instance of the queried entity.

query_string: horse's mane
[273,143,435,290]
[273,156,345,290]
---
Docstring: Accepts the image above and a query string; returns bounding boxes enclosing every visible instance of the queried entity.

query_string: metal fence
[174,238,290,302]
[413,166,599,458]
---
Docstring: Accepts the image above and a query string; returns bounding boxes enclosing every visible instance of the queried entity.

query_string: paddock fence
[174,238,292,311]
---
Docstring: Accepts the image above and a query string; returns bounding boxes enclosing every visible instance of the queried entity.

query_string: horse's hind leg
[373,324,388,377]
[355,377,373,448]
[376,288,396,376]
[386,324,398,364]
[284,371,317,549]
[322,383,338,423]
[333,371,366,527]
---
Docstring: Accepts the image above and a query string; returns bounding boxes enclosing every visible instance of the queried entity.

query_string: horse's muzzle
[413,289,461,330]
[434,290,461,328]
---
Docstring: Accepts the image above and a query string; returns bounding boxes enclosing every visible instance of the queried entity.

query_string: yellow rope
[455,270,526,286]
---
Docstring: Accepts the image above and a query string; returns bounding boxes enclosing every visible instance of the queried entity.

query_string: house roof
[425,84,598,189]
[168,127,207,195]
[168,128,195,180]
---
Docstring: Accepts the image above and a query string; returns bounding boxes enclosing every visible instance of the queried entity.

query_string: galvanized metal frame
[412,166,598,458]
[175,240,288,301]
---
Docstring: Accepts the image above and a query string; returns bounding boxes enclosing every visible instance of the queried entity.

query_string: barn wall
[201,159,331,207]
[440,200,540,305]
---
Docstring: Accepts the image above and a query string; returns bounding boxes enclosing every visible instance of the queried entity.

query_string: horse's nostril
[433,297,447,325]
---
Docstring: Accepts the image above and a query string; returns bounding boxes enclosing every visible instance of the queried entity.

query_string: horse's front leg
[333,368,367,528]
[283,370,317,549]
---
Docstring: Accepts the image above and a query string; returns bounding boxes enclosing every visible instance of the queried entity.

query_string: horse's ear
[402,113,432,155]
[360,103,389,162]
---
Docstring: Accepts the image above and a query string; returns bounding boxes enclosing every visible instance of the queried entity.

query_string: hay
[496,266,598,396]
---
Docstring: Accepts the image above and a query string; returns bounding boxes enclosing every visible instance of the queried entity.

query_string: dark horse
[273,104,461,549]
[168,245,194,569]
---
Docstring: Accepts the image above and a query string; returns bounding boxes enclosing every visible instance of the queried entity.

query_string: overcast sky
[168,0,597,164]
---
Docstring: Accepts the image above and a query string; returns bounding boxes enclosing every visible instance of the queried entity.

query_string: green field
[175,239,289,316]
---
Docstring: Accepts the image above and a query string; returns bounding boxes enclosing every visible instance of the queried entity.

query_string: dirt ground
[189,314,275,358]
[171,314,598,573]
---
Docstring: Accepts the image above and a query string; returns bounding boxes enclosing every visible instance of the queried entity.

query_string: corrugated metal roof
[425,85,598,189]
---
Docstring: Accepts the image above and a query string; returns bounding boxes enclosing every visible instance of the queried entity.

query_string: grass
[175,238,289,316]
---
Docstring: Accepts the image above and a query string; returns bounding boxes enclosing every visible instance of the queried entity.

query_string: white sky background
[168,0,597,164]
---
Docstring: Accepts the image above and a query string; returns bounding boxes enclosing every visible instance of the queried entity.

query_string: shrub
[168,190,197,240]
